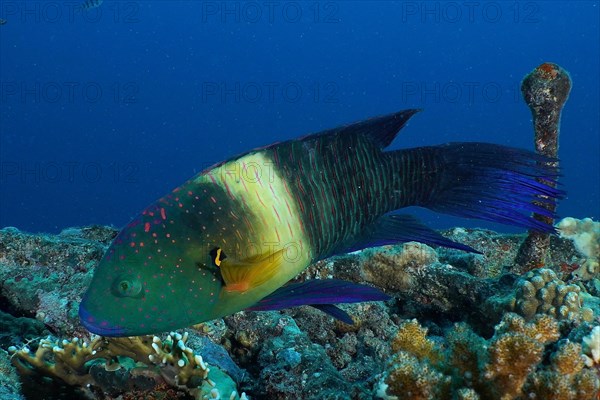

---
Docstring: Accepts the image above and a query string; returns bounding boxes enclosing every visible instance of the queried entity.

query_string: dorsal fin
[309,109,421,149]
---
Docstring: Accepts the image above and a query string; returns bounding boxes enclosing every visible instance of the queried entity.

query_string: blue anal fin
[310,304,354,324]
[246,279,390,322]
[342,213,481,254]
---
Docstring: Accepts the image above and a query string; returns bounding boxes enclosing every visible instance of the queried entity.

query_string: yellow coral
[495,313,559,344]
[526,314,560,344]
[484,313,561,399]
[384,351,450,400]
[523,340,599,400]
[392,319,441,365]
[379,314,587,400]
[10,336,94,386]
[552,341,585,375]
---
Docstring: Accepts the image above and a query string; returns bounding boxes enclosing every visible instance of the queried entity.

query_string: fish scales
[79,109,564,336]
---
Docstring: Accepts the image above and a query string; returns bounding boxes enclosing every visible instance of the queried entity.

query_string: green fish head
[79,194,225,337]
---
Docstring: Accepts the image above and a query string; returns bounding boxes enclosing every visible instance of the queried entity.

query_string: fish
[0,18,6,25]
[77,0,103,11]
[79,109,563,336]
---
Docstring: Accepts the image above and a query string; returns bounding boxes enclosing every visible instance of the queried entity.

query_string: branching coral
[377,314,599,400]
[484,313,559,399]
[8,332,244,400]
[523,340,599,399]
[391,319,441,365]
[383,351,451,400]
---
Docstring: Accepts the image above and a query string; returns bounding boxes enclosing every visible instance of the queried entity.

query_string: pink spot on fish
[160,208,166,220]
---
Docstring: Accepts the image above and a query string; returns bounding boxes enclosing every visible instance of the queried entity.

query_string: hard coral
[583,326,600,368]
[512,268,593,324]
[485,332,544,398]
[523,340,599,400]
[8,332,243,400]
[383,351,451,400]
[391,319,441,365]
[362,243,438,292]
[558,217,600,280]
[377,313,593,400]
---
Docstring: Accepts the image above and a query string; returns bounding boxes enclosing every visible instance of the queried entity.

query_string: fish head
[80,163,309,336]
[79,189,230,336]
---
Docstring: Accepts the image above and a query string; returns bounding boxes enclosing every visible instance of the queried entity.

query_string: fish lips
[78,302,127,337]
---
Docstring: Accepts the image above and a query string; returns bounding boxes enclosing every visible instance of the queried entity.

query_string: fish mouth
[78,303,126,337]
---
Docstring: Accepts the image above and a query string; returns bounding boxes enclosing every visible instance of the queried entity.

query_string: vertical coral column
[515,63,572,273]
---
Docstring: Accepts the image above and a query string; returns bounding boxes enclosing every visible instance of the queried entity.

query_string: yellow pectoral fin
[219,249,286,293]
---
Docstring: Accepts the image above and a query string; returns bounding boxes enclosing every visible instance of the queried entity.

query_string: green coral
[378,313,599,400]
[8,331,245,400]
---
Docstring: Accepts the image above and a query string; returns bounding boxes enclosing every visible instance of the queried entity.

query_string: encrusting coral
[362,243,438,292]
[378,313,599,400]
[8,331,245,400]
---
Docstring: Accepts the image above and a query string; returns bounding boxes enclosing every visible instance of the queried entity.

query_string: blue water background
[0,1,598,233]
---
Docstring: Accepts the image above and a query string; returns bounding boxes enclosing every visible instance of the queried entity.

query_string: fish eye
[111,274,143,298]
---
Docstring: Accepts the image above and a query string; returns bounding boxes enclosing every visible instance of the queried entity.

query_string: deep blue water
[0,1,598,234]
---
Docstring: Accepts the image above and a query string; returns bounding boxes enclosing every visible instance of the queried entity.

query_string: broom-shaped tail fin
[390,142,564,233]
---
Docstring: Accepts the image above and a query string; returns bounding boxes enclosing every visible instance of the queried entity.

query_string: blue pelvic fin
[341,213,480,254]
[246,279,390,323]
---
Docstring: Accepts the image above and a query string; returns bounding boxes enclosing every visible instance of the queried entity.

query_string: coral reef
[0,348,24,400]
[510,268,593,324]
[378,314,599,400]
[557,217,600,280]
[1,222,599,399]
[361,243,438,292]
[9,331,244,399]
[583,326,600,369]
[0,226,116,337]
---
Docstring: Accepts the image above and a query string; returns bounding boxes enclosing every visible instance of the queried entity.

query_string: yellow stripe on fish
[199,151,312,293]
